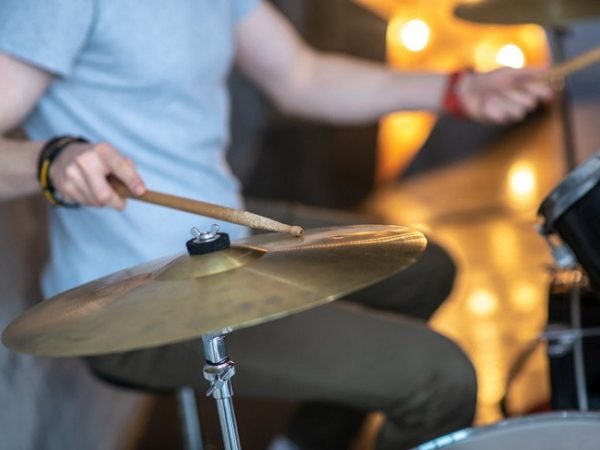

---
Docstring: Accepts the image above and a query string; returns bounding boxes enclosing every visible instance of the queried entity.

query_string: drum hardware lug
[542,325,600,357]
[536,224,577,269]
[544,324,578,357]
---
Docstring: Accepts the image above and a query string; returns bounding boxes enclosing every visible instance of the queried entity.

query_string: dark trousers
[87,201,477,450]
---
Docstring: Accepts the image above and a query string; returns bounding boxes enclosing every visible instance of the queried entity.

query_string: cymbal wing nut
[204,362,236,399]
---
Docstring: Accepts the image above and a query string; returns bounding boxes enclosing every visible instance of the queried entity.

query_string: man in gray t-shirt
[0,1,552,449]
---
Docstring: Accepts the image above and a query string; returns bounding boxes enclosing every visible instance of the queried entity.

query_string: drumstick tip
[290,226,304,237]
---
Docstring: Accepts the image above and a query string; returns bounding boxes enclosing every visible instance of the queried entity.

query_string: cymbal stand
[550,25,578,172]
[567,281,589,411]
[177,387,205,450]
[202,331,242,450]
[541,256,590,411]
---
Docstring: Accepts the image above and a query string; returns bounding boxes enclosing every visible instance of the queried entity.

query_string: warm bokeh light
[507,160,538,208]
[400,19,431,52]
[474,40,499,71]
[478,362,506,405]
[496,43,526,68]
[365,0,550,183]
[510,281,541,315]
[377,112,435,183]
[467,288,499,317]
[488,221,520,271]
[470,320,506,406]
[509,165,535,195]
[475,41,527,71]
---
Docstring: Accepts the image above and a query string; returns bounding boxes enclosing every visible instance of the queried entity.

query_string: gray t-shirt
[0,0,259,296]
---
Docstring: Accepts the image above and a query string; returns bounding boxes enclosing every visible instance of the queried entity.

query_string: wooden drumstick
[108,176,304,237]
[538,46,600,82]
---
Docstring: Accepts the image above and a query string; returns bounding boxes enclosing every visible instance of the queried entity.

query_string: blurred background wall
[228,0,385,208]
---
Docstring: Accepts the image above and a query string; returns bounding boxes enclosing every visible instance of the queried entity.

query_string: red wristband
[443,70,467,118]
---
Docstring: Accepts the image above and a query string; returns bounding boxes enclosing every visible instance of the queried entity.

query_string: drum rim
[538,151,600,233]
[415,411,600,449]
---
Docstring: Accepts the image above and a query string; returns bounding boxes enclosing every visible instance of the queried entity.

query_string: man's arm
[235,2,552,124]
[0,53,145,207]
[0,53,54,199]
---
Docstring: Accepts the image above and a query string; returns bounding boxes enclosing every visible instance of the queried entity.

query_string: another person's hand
[457,67,553,124]
[49,141,146,209]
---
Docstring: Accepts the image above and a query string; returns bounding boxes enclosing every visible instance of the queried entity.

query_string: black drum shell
[552,185,600,289]
[539,151,600,290]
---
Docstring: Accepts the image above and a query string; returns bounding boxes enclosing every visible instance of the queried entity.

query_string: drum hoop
[416,411,600,449]
[538,152,600,232]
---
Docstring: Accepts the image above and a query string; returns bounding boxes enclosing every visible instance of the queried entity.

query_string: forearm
[238,2,552,127]
[0,136,43,200]
[236,3,448,125]
[272,52,448,124]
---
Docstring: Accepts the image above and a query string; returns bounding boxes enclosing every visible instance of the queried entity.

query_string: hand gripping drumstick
[108,176,304,237]
[538,46,600,82]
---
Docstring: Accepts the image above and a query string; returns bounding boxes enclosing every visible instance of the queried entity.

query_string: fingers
[502,88,537,111]
[76,154,125,210]
[61,167,99,206]
[521,79,554,102]
[96,144,146,196]
[479,93,524,124]
[466,67,554,124]
[49,141,146,210]
[514,68,554,102]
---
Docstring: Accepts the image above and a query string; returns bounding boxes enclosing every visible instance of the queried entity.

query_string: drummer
[0,1,552,449]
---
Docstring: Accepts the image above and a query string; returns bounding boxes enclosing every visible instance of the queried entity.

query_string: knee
[433,341,478,427]
[400,240,457,319]
[387,336,477,433]
[84,341,205,392]
[425,338,477,428]
[84,353,169,392]
[420,241,457,302]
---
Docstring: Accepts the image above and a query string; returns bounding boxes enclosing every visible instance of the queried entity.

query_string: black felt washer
[186,233,231,255]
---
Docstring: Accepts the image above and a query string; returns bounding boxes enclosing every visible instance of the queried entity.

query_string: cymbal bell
[2,225,426,357]
[455,0,600,26]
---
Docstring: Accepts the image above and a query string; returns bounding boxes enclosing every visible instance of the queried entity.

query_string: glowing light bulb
[508,162,535,197]
[506,160,537,209]
[496,44,525,68]
[400,19,430,52]
[510,282,540,314]
[467,289,498,317]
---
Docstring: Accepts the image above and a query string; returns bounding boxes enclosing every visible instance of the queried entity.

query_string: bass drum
[415,412,600,450]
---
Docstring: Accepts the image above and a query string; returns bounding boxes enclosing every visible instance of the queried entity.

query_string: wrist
[443,69,469,118]
[37,136,89,207]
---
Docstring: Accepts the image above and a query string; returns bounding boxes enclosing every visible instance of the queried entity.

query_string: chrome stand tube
[202,333,241,450]
[177,387,204,450]
[569,285,590,411]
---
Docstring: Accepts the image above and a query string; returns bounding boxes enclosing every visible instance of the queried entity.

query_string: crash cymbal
[455,0,600,26]
[2,225,426,357]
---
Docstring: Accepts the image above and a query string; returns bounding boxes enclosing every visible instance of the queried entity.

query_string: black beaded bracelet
[37,136,89,207]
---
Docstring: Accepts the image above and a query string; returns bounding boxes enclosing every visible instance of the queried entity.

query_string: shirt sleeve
[0,0,94,77]
[232,0,261,23]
